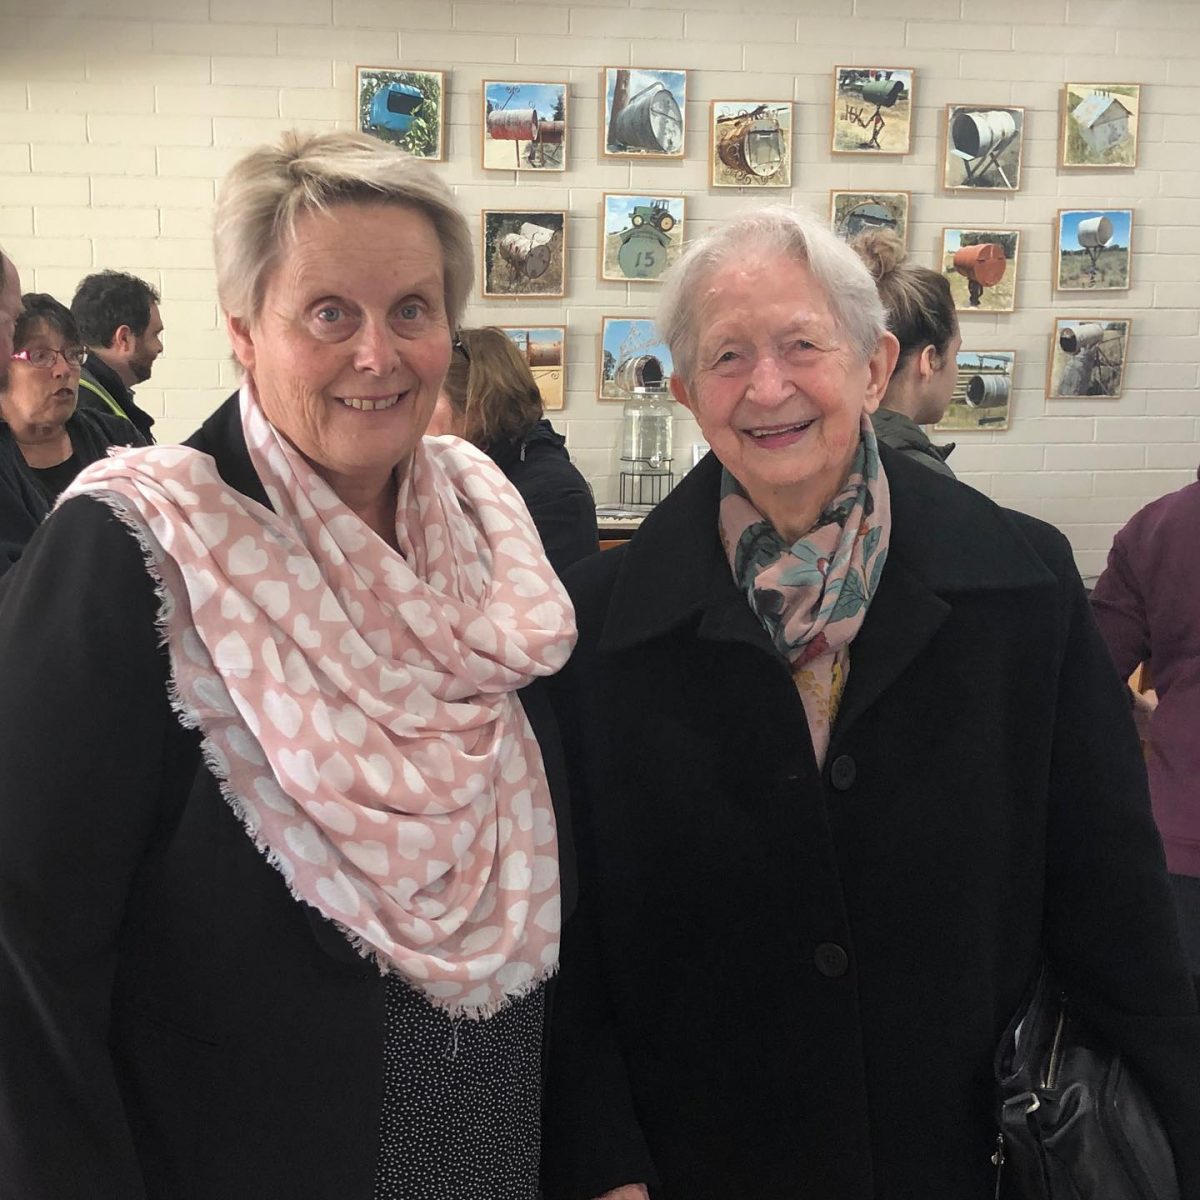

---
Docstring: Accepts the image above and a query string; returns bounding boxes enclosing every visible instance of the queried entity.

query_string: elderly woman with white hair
[539,206,1200,1199]
[0,132,576,1199]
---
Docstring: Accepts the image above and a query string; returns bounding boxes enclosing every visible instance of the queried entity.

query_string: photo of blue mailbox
[370,82,424,134]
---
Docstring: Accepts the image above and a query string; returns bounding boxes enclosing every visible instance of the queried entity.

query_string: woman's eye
[315,305,344,323]
[396,302,425,322]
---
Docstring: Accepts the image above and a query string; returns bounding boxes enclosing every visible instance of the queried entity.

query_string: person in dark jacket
[0,292,142,575]
[852,229,959,479]
[432,326,598,575]
[71,269,163,443]
[0,131,577,1200]
[1091,469,1200,977]
[540,206,1200,1200]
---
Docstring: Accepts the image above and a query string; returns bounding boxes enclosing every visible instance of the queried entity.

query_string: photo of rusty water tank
[934,350,1016,432]
[482,81,567,172]
[481,210,566,299]
[500,327,567,410]
[709,101,793,187]
[942,229,1020,313]
[830,190,910,249]
[831,67,914,154]
[602,67,687,158]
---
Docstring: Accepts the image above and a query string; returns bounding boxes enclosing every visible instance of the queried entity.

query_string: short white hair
[214,130,474,329]
[658,205,888,384]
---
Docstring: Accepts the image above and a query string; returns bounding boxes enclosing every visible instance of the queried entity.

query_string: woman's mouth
[745,418,815,445]
[338,393,403,412]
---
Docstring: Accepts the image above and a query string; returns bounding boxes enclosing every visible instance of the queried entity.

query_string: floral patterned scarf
[719,416,891,766]
[59,383,577,1019]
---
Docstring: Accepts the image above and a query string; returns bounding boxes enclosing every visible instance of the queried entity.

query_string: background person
[1091,470,1200,983]
[0,131,576,1200]
[433,325,597,575]
[852,229,960,479]
[0,293,141,574]
[71,269,163,443]
[540,206,1200,1200]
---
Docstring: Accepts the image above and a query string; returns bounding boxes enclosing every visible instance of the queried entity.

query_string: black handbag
[993,966,1180,1200]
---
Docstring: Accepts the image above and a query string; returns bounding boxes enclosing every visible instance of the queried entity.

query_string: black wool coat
[0,395,575,1200]
[540,445,1200,1200]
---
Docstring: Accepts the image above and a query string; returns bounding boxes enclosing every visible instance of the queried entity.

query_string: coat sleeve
[540,555,659,1200]
[1035,525,1200,1193]
[0,497,190,1199]
[1088,527,1149,682]
[523,474,599,578]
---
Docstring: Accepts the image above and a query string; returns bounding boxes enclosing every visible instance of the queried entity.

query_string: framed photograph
[481,210,566,300]
[500,326,566,411]
[943,104,1024,191]
[934,350,1016,432]
[482,80,567,172]
[942,229,1020,313]
[830,190,910,247]
[709,101,793,187]
[599,317,674,402]
[602,67,686,159]
[1047,318,1131,398]
[1061,84,1140,168]
[357,67,445,160]
[831,67,914,154]
[600,194,685,283]
[1054,209,1132,291]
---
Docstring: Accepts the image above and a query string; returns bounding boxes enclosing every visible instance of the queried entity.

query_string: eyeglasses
[9,346,87,369]
[452,336,471,363]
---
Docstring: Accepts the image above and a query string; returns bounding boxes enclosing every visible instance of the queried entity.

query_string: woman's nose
[351,319,400,375]
[745,352,795,407]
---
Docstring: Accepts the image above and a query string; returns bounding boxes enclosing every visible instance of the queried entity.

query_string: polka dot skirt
[373,974,545,1199]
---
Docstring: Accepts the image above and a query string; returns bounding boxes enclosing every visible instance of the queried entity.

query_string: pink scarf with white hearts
[59,384,577,1018]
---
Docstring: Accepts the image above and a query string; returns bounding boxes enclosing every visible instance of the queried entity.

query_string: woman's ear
[917,343,939,382]
[225,312,256,373]
[669,372,695,415]
[862,331,900,414]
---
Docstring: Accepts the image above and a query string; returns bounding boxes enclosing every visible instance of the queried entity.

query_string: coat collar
[185,391,272,509]
[599,443,1057,729]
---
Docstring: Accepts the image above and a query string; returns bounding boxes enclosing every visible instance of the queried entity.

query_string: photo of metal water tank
[482,211,566,299]
[602,194,685,283]
[830,191,911,247]
[604,68,687,158]
[357,68,445,158]
[944,105,1024,190]
[936,351,1016,431]
[711,101,792,187]
[1047,317,1130,398]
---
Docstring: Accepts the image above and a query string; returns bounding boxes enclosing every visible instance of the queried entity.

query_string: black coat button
[829,754,857,791]
[814,942,849,978]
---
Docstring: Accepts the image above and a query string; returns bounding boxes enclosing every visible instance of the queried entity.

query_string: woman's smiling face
[671,249,896,540]
[227,202,453,500]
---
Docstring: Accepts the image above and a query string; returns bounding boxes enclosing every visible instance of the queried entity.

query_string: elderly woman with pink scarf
[0,132,575,1200]
[540,206,1200,1200]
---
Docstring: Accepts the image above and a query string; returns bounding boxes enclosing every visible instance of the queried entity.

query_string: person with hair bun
[852,229,960,479]
[432,326,597,575]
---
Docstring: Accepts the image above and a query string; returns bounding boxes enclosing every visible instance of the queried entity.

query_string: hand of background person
[594,1186,650,1200]
[1132,687,1158,740]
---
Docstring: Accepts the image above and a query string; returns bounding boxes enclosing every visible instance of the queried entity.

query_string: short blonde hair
[213,130,474,328]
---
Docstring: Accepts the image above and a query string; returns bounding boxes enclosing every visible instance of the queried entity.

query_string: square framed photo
[500,326,566,410]
[599,317,674,402]
[1047,318,1131,398]
[934,350,1016,432]
[1061,84,1139,168]
[831,67,914,154]
[943,104,1024,191]
[481,211,566,299]
[709,101,793,187]
[357,67,445,160]
[942,229,1020,313]
[830,190,910,247]
[482,81,567,172]
[600,194,684,283]
[602,67,686,158]
[1055,209,1132,291]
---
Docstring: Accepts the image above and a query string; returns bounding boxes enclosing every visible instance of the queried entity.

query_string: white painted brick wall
[0,0,1197,577]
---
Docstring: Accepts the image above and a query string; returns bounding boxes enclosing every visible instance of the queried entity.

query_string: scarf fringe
[84,490,552,1022]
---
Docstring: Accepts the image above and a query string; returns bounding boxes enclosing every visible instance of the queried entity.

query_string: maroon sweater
[1091,474,1200,876]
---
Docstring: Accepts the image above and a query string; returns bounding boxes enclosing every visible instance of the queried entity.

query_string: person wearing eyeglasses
[0,292,142,574]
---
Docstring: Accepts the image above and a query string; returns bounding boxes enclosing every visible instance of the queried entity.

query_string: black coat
[541,446,1200,1200]
[486,419,598,577]
[0,396,576,1200]
[78,352,156,444]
